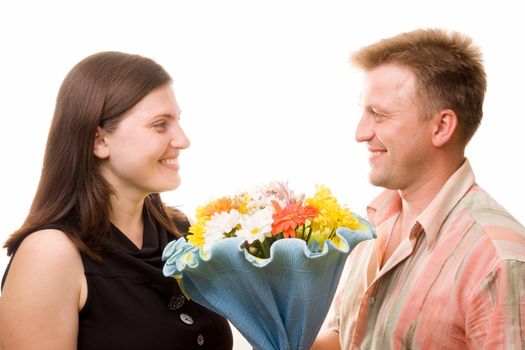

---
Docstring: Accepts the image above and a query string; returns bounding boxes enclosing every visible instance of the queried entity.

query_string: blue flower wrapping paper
[162,225,375,350]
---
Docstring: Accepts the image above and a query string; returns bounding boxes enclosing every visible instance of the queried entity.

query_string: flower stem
[300,224,306,240]
[305,225,313,244]
[260,239,271,258]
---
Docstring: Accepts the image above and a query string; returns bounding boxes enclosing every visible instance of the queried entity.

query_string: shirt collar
[366,190,401,228]
[366,159,476,248]
[418,159,475,247]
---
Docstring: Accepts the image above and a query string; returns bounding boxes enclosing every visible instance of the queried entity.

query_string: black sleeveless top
[2,210,233,350]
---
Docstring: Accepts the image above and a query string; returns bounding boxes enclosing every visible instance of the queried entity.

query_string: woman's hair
[4,51,185,260]
[350,28,487,144]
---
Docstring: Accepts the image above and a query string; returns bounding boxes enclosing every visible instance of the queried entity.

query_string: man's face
[355,64,435,191]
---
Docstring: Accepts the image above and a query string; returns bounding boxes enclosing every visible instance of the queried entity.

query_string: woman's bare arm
[0,229,86,349]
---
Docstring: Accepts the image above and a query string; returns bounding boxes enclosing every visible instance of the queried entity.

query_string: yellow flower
[188,220,206,247]
[305,185,363,243]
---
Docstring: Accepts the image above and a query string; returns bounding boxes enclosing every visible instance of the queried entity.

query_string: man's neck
[398,155,465,225]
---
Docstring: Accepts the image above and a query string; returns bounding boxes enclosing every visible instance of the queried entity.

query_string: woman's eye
[153,121,167,130]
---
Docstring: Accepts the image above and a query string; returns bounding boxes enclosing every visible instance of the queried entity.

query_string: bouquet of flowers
[162,182,375,350]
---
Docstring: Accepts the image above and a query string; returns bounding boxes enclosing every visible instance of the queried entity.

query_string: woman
[0,52,233,349]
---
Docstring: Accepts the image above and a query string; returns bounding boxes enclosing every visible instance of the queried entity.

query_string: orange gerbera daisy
[271,200,319,238]
[200,196,246,218]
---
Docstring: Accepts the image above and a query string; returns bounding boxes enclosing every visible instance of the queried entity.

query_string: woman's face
[95,84,190,200]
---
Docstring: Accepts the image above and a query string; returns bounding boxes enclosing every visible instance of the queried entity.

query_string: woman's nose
[170,124,190,149]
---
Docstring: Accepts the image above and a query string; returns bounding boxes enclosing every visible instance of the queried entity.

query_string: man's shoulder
[460,184,523,229]
[460,185,525,260]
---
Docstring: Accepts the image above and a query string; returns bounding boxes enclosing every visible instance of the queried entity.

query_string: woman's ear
[432,109,458,147]
[93,127,110,159]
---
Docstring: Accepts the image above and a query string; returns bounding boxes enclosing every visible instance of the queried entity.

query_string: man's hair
[351,28,486,144]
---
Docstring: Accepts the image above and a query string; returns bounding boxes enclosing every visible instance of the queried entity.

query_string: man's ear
[432,109,458,147]
[93,127,110,159]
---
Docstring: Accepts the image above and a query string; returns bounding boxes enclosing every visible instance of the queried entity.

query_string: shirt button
[168,295,186,310]
[368,296,375,304]
[197,334,204,346]
[180,313,194,325]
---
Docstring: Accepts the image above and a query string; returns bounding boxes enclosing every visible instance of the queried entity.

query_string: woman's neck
[109,194,145,249]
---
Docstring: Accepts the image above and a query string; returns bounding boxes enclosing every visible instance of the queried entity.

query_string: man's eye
[373,112,383,120]
[369,109,384,121]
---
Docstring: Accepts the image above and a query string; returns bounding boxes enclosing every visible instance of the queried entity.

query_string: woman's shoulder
[0,228,85,348]
[19,228,81,258]
[4,228,84,289]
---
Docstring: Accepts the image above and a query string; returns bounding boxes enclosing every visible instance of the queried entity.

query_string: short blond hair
[351,28,486,144]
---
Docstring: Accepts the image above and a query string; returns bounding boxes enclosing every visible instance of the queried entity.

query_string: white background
[1,1,524,348]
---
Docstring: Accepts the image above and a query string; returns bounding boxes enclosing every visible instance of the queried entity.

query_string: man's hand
[311,330,340,350]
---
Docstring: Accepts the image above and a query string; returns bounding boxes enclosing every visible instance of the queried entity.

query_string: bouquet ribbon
[163,224,375,350]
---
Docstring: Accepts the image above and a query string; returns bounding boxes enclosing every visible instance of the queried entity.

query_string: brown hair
[4,51,184,260]
[351,28,487,144]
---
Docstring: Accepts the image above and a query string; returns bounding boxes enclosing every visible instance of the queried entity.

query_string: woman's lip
[160,158,180,170]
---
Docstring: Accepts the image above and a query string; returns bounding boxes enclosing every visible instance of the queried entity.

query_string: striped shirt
[325,160,525,349]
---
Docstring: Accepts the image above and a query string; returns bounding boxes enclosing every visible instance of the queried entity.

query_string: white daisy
[204,209,242,251]
[236,207,274,243]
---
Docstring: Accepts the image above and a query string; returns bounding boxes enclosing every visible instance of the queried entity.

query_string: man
[312,28,525,349]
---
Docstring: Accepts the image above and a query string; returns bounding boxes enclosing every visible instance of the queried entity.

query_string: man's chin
[369,173,394,189]
[369,172,384,187]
